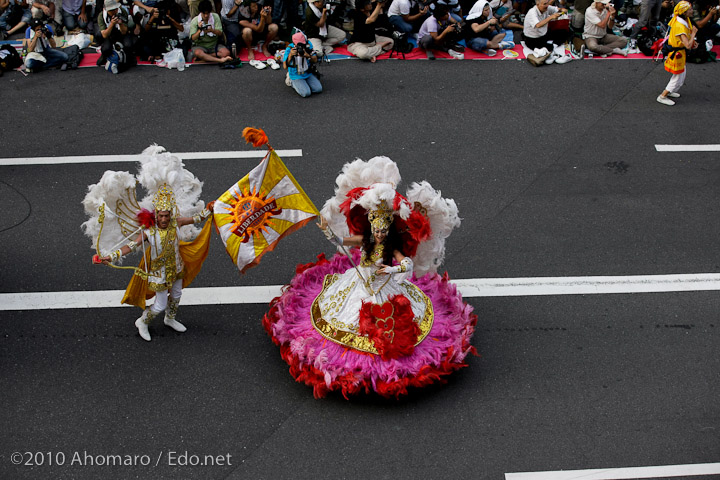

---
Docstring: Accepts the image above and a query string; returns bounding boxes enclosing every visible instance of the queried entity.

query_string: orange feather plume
[242,127,269,148]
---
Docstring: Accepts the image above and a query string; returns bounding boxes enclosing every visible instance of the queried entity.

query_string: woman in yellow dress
[657,1,698,106]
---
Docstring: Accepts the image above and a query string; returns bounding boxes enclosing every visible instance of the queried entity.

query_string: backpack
[637,26,661,56]
[105,42,128,74]
[0,44,23,71]
[63,45,83,69]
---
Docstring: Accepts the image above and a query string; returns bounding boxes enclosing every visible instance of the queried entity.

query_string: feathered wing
[320,156,402,238]
[136,145,205,242]
[81,170,142,260]
[405,181,461,276]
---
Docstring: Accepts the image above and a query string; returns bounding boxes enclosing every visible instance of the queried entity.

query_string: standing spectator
[96,0,137,67]
[417,3,462,59]
[522,0,566,49]
[60,0,88,31]
[23,18,68,71]
[657,1,698,105]
[238,0,280,67]
[283,31,322,97]
[629,0,662,38]
[0,0,33,38]
[218,0,241,55]
[189,0,233,63]
[465,0,513,55]
[303,0,346,55]
[347,0,394,61]
[271,0,301,31]
[583,0,628,56]
[387,0,428,34]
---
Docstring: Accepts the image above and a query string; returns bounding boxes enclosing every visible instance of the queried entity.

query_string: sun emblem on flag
[224,187,282,243]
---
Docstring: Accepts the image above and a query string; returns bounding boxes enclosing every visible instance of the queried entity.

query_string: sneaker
[266,58,280,69]
[545,53,557,64]
[656,95,675,106]
[448,48,464,59]
[105,60,118,74]
[667,92,680,98]
[486,48,497,56]
[555,54,572,64]
[249,59,267,69]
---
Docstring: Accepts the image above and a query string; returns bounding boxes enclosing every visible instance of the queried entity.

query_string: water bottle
[232,44,237,58]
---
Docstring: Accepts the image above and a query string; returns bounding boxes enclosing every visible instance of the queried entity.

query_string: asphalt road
[1,58,719,480]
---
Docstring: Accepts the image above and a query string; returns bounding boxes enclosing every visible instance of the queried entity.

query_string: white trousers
[665,70,686,93]
[150,278,183,314]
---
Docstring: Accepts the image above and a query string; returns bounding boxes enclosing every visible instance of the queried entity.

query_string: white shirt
[220,0,239,21]
[388,0,413,17]
[523,4,558,38]
[583,5,608,39]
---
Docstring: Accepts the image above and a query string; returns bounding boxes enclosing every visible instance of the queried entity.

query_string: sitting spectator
[30,0,55,26]
[304,0,346,55]
[417,3,462,59]
[189,0,233,63]
[0,0,32,38]
[137,0,184,61]
[691,1,719,53]
[490,0,524,31]
[583,0,628,56]
[283,31,322,97]
[433,0,462,21]
[387,0,429,34]
[23,18,68,71]
[96,0,137,67]
[60,0,88,31]
[465,0,514,55]
[238,0,279,67]
[522,0,567,49]
[218,0,242,55]
[347,0,394,61]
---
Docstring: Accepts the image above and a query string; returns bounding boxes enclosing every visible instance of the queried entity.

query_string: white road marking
[655,144,720,152]
[0,150,303,166]
[3,273,720,311]
[505,462,720,479]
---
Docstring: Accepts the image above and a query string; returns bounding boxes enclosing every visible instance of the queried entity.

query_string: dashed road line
[505,462,720,479]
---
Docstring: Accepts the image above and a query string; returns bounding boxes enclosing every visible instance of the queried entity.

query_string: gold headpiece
[368,200,393,232]
[153,184,176,212]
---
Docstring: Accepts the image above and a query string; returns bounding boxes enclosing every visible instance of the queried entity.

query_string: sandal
[266,58,280,70]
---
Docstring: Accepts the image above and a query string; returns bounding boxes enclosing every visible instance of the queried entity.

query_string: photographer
[691,0,720,57]
[96,0,136,68]
[0,0,33,39]
[303,0,346,55]
[23,18,68,71]
[348,0,394,61]
[465,0,512,55]
[189,0,233,63]
[522,0,567,50]
[387,0,429,34]
[417,3,463,59]
[239,0,279,68]
[137,0,184,61]
[583,0,628,56]
[283,31,322,97]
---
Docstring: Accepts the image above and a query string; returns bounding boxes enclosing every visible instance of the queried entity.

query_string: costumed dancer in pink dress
[263,156,477,398]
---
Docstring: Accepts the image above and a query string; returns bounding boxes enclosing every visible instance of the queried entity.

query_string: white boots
[134,297,187,341]
[163,297,187,333]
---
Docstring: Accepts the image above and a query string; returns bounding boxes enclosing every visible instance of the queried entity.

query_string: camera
[295,42,307,55]
[200,23,210,29]
[40,25,52,37]
[452,20,465,33]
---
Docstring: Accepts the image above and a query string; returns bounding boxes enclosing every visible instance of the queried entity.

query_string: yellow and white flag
[214,148,319,274]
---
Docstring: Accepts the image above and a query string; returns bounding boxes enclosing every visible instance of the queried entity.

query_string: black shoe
[96,55,106,66]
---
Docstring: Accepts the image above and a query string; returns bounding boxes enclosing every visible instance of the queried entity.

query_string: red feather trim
[242,127,269,148]
[136,209,156,228]
[406,210,432,242]
[358,295,420,360]
[295,253,329,275]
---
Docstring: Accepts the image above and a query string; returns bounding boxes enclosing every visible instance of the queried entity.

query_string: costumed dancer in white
[82,146,214,341]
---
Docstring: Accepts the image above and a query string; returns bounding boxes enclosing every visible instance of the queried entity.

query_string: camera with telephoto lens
[295,42,307,56]
[452,20,465,33]
[40,25,52,38]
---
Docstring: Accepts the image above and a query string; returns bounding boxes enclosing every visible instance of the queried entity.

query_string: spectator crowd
[0,0,717,79]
